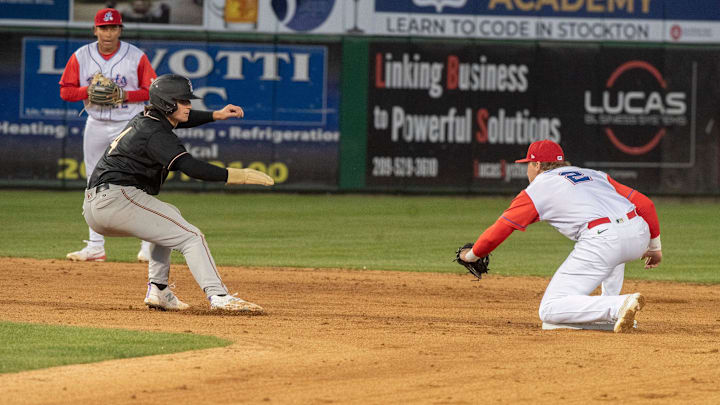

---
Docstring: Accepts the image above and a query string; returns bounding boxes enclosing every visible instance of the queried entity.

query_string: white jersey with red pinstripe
[525,166,636,241]
[75,40,146,122]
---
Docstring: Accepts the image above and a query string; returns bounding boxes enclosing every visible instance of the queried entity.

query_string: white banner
[4,0,720,43]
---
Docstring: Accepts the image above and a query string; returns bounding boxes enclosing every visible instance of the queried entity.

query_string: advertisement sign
[366,41,544,189]
[3,1,720,44]
[22,38,333,126]
[373,0,665,41]
[1,35,341,188]
[366,40,716,192]
[581,57,694,168]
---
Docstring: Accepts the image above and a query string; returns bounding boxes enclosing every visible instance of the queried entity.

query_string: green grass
[0,190,717,283]
[0,321,230,374]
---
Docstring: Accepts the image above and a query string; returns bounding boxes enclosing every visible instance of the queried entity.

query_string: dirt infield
[0,258,718,404]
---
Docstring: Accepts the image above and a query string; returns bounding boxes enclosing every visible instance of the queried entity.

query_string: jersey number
[559,171,591,184]
[108,127,132,155]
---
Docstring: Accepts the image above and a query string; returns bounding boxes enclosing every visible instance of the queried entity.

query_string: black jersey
[88,107,214,195]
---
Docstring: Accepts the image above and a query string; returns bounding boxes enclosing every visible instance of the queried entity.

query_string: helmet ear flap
[160,97,177,114]
[149,92,177,114]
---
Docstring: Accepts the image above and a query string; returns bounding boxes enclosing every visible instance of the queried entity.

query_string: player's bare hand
[213,104,244,120]
[641,250,662,269]
[460,248,479,262]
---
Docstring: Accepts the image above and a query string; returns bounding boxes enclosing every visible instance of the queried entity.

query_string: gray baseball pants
[83,184,228,297]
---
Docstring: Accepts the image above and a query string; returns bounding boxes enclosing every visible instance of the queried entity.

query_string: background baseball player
[459,140,662,333]
[59,8,157,263]
[82,73,273,312]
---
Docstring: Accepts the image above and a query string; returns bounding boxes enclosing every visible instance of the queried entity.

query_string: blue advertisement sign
[21,38,333,127]
[3,36,340,188]
[0,0,69,20]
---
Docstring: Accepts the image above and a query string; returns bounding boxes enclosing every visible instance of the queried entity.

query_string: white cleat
[66,243,106,262]
[614,293,646,333]
[209,294,264,314]
[144,283,190,311]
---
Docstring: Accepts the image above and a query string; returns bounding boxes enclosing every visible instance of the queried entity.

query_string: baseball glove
[454,243,490,280]
[87,72,125,105]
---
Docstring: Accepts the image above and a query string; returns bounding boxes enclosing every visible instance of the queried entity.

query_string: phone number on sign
[371,157,439,178]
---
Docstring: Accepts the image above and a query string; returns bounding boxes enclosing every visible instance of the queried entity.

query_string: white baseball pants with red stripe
[538,216,650,324]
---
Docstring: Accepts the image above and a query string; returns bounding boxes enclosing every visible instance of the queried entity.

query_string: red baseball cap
[515,140,565,163]
[95,8,123,26]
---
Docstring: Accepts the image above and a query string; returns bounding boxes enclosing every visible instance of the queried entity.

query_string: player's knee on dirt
[538,300,555,322]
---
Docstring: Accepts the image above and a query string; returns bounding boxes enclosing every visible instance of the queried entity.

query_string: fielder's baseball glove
[454,243,490,280]
[87,72,125,105]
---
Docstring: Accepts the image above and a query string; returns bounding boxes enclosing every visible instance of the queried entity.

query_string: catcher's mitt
[454,243,490,280]
[87,72,125,105]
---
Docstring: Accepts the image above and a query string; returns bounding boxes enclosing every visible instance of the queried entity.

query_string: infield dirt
[0,257,718,404]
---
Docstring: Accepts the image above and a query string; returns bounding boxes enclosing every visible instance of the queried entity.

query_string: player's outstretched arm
[462,191,538,262]
[461,220,514,262]
[170,154,273,187]
[212,104,244,120]
[176,105,243,129]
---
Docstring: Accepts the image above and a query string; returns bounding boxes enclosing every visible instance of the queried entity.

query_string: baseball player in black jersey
[83,74,273,312]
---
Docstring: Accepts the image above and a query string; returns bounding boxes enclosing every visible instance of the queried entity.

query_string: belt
[95,183,111,192]
[588,209,637,229]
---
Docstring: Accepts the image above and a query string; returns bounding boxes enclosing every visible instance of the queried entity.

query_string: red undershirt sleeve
[607,176,660,238]
[60,86,88,101]
[58,55,88,102]
[126,55,156,103]
[472,191,540,258]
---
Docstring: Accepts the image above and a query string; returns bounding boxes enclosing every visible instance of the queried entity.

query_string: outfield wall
[1,17,720,194]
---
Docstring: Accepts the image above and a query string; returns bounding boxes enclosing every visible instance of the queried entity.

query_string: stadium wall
[1,13,720,194]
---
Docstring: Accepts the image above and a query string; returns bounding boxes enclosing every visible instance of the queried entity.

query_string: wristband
[465,249,479,261]
[648,236,661,251]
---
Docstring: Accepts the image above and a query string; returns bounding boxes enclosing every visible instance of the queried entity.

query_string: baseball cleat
[209,294,264,314]
[66,244,106,262]
[614,293,646,333]
[144,283,190,311]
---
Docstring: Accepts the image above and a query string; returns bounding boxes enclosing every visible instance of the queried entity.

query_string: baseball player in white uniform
[459,140,662,333]
[59,8,157,263]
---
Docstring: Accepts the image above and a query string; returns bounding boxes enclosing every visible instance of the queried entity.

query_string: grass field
[0,321,230,374]
[0,190,717,283]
